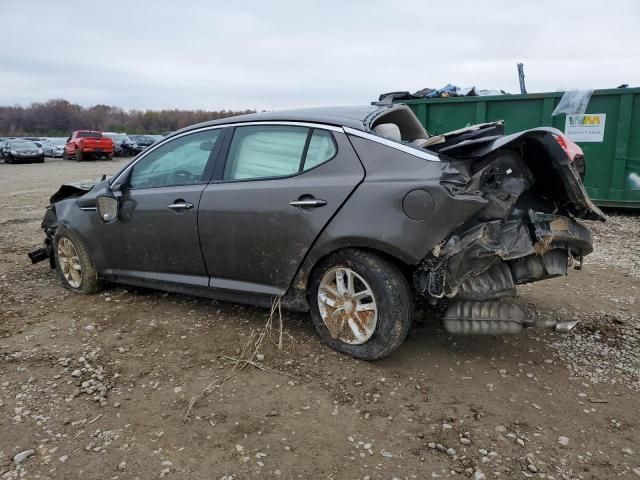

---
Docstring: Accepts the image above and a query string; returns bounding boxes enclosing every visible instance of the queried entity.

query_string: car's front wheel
[309,249,412,360]
[53,227,100,294]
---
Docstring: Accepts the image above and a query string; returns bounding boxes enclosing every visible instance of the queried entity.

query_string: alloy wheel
[57,237,82,288]
[317,267,378,345]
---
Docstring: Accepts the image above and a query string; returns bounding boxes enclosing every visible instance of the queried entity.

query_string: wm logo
[568,115,601,126]
[581,115,601,125]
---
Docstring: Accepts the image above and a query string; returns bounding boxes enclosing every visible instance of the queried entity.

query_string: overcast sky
[1,0,638,111]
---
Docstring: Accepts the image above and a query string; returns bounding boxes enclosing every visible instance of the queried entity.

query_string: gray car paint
[289,135,487,296]
[198,129,364,296]
[98,184,210,283]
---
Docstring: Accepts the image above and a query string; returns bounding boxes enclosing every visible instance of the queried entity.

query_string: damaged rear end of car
[414,126,605,334]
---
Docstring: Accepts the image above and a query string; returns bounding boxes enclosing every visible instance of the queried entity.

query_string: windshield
[77,131,102,138]
[12,141,37,148]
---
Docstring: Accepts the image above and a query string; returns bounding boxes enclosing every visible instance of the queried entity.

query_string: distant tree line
[0,99,256,136]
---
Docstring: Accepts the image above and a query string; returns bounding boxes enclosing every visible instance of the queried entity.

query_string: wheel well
[304,246,414,299]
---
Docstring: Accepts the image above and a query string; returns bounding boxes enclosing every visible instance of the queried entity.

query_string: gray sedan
[29,105,604,359]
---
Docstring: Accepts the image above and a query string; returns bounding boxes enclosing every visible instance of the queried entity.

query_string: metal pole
[517,63,527,94]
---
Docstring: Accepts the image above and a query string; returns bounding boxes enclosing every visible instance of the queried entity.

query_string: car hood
[49,178,103,204]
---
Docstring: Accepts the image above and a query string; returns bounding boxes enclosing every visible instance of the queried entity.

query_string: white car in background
[39,138,66,158]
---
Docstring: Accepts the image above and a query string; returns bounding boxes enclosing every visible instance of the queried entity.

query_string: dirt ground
[1,157,639,480]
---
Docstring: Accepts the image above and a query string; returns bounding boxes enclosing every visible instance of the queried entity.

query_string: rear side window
[223,125,337,181]
[304,129,337,169]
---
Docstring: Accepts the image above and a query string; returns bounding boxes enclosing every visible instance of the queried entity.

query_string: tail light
[553,133,586,181]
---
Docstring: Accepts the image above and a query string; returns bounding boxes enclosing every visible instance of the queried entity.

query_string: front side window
[223,125,337,181]
[129,129,222,189]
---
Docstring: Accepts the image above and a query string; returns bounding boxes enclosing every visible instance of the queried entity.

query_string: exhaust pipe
[554,320,579,333]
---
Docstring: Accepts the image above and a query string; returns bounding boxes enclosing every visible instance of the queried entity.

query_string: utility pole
[517,63,527,94]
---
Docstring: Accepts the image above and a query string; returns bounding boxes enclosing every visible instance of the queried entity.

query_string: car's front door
[198,123,364,296]
[99,127,225,286]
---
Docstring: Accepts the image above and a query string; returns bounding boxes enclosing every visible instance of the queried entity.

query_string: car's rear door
[97,127,226,286]
[198,123,364,296]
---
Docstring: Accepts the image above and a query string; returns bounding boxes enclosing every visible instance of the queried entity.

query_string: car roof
[182,105,397,133]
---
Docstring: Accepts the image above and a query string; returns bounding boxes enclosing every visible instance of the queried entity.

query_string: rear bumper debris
[415,211,591,301]
[416,211,592,334]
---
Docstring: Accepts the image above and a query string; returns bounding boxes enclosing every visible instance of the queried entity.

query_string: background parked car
[40,137,66,157]
[3,139,45,164]
[64,131,114,161]
[129,134,162,151]
[102,132,139,156]
[0,138,16,158]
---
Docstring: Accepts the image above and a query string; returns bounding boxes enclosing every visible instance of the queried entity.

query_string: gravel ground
[0,158,639,480]
[587,214,640,278]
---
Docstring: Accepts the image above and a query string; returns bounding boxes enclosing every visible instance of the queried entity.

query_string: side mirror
[97,194,119,223]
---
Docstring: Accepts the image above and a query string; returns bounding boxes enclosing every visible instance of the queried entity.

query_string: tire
[75,149,83,162]
[309,249,412,360]
[53,226,101,294]
[5,156,12,164]
[38,156,45,163]
[63,150,69,160]
[105,153,113,161]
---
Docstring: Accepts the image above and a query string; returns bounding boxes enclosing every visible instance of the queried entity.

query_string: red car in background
[64,131,114,161]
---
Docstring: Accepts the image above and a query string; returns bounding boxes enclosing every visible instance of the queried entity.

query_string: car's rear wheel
[309,249,412,360]
[5,156,12,164]
[53,227,100,294]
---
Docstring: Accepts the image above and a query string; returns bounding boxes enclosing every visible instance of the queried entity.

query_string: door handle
[289,197,327,209]
[167,201,194,212]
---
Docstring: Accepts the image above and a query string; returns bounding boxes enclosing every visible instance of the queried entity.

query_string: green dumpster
[399,87,640,208]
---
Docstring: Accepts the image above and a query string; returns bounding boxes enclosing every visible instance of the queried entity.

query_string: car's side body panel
[288,135,487,296]
[98,184,210,280]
